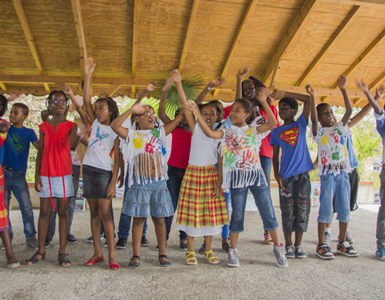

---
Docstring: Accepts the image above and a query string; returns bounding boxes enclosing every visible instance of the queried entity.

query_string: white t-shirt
[83,119,118,171]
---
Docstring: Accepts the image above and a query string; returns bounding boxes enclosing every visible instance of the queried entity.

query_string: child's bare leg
[326,223,332,229]
[187,234,195,252]
[132,217,146,263]
[284,232,292,247]
[294,231,304,246]
[269,229,280,246]
[339,222,348,243]
[318,222,327,244]
[204,235,219,263]
[37,198,51,252]
[88,198,102,260]
[99,198,116,264]
[229,232,239,248]
[152,216,169,263]
[0,230,17,264]
[56,197,69,255]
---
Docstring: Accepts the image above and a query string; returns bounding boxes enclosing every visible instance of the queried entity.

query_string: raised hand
[237,66,249,79]
[63,85,75,98]
[7,91,22,102]
[182,102,199,114]
[162,77,174,92]
[170,69,182,83]
[376,85,385,99]
[130,102,146,115]
[269,89,285,100]
[338,75,347,90]
[145,82,156,92]
[305,84,315,97]
[256,86,269,102]
[209,77,225,88]
[356,78,369,93]
[84,57,96,76]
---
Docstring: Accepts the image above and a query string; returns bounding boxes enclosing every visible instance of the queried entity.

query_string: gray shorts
[82,165,112,199]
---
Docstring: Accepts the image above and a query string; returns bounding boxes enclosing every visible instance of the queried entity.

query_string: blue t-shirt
[347,135,358,169]
[270,114,314,179]
[1,126,38,174]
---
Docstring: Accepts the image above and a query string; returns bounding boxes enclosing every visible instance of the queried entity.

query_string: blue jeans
[318,171,350,224]
[377,167,385,248]
[4,168,36,240]
[221,191,230,239]
[260,155,272,189]
[230,177,278,233]
[165,166,187,241]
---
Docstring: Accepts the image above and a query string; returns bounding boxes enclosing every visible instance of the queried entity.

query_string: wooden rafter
[106,85,121,97]
[71,0,88,81]
[132,0,139,78]
[261,0,320,84]
[0,82,7,91]
[296,5,360,87]
[179,0,200,72]
[219,0,258,78]
[321,0,385,8]
[369,70,385,90]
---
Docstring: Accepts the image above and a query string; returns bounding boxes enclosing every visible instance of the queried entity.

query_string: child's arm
[195,77,225,105]
[63,85,90,129]
[236,66,249,99]
[135,82,156,105]
[69,124,79,150]
[117,151,124,188]
[106,137,120,200]
[214,153,224,198]
[41,110,50,122]
[158,77,174,125]
[164,108,185,135]
[34,129,44,192]
[83,57,97,123]
[338,75,353,126]
[256,88,277,133]
[356,79,383,115]
[272,145,284,191]
[271,89,312,120]
[110,102,145,140]
[305,84,318,136]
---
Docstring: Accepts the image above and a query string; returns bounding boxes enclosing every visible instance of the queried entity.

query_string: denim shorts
[318,171,350,224]
[83,165,112,199]
[122,177,174,218]
[36,175,74,198]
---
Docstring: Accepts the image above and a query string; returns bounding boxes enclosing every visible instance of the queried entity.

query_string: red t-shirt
[167,126,192,169]
[223,104,279,158]
[39,121,75,177]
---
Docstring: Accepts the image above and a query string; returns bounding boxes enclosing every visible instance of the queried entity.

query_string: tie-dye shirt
[220,124,269,192]
[314,121,352,176]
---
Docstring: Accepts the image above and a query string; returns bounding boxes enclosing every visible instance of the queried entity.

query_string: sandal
[58,253,71,267]
[159,255,171,267]
[128,255,141,269]
[25,251,46,265]
[204,250,220,265]
[185,251,198,265]
[264,231,273,245]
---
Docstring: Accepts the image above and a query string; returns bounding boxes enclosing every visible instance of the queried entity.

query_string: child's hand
[376,85,385,99]
[170,69,182,83]
[356,78,369,92]
[212,185,222,199]
[7,91,22,102]
[256,86,269,103]
[269,89,285,100]
[182,102,199,114]
[63,85,75,99]
[338,75,347,90]
[106,182,116,200]
[209,77,225,88]
[275,174,285,192]
[35,177,43,193]
[84,57,96,76]
[162,77,174,92]
[145,82,156,92]
[237,66,249,79]
[305,84,315,96]
[77,126,89,139]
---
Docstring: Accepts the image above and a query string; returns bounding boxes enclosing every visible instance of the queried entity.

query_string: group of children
[1,59,385,270]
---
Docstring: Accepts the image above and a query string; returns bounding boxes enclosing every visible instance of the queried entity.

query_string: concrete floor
[0,205,383,300]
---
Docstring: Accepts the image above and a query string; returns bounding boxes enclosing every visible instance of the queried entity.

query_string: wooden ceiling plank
[369,70,385,90]
[296,5,360,87]
[132,0,139,78]
[212,89,220,98]
[179,0,200,73]
[107,85,122,97]
[0,83,7,91]
[219,0,258,78]
[12,0,45,75]
[321,0,385,8]
[261,0,320,84]
[43,83,50,93]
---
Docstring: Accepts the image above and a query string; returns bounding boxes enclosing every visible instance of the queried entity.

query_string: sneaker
[86,235,105,243]
[227,247,240,267]
[375,248,385,261]
[264,231,273,245]
[180,240,188,251]
[141,236,149,247]
[104,240,109,248]
[45,238,52,248]
[345,231,353,244]
[337,241,359,257]
[199,241,206,254]
[66,234,78,244]
[0,241,5,250]
[285,245,295,259]
[316,243,335,260]
[273,244,289,268]
[324,232,331,244]
[295,245,307,259]
[116,238,127,249]
[26,236,39,250]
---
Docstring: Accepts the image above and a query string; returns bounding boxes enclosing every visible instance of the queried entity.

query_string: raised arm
[195,77,225,105]
[270,88,311,120]
[164,108,185,135]
[338,75,352,126]
[356,79,383,115]
[111,102,145,140]
[256,88,277,133]
[305,84,318,136]
[158,77,174,125]
[83,57,97,123]
[236,66,249,99]
[134,82,156,105]
[63,85,90,129]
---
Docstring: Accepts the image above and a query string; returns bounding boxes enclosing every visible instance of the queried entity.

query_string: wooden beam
[132,0,139,78]
[296,5,360,87]
[321,0,385,9]
[269,60,282,90]
[43,83,50,93]
[0,82,7,91]
[275,85,362,98]
[131,86,136,95]
[261,0,319,84]
[212,89,220,98]
[71,0,88,81]
[106,85,121,97]
[369,70,385,90]
[353,97,363,105]
[179,0,200,72]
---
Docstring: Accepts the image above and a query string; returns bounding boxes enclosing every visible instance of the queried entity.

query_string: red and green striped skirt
[176,164,229,229]
[0,166,9,232]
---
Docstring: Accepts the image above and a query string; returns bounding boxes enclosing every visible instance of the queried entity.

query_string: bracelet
[207,86,212,91]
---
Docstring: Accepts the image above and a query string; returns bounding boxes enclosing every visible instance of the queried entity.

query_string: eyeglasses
[51,99,68,105]
[138,112,157,118]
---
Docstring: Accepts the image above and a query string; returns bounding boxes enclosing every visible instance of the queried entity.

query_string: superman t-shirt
[270,113,314,179]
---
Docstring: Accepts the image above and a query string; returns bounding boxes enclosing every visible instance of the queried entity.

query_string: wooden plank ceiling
[2,0,385,107]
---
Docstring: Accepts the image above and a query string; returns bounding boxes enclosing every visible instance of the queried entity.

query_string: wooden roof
[2,0,385,107]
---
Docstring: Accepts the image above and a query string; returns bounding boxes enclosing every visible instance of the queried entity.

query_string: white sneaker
[227,247,240,267]
[273,244,288,268]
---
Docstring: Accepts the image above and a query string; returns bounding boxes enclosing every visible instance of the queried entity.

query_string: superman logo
[279,127,299,147]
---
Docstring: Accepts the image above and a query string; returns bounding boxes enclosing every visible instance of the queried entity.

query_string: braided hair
[0,94,8,117]
[95,97,119,122]
[242,76,272,105]
[46,90,69,115]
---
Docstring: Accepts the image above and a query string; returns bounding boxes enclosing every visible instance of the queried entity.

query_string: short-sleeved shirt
[189,123,220,167]
[1,126,37,174]
[375,109,385,164]
[270,114,314,179]
[167,126,192,169]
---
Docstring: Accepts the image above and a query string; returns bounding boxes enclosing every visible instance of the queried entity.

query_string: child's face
[229,101,250,127]
[200,105,217,128]
[242,81,256,100]
[9,106,27,125]
[135,107,157,130]
[214,102,224,123]
[49,93,68,116]
[278,102,296,122]
[318,105,335,127]
[95,100,111,125]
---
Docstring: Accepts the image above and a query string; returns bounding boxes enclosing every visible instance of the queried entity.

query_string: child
[26,90,78,266]
[82,57,120,270]
[356,79,385,260]
[111,95,184,268]
[314,75,358,259]
[0,94,19,268]
[270,85,317,259]
[187,90,287,268]
[2,102,39,250]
